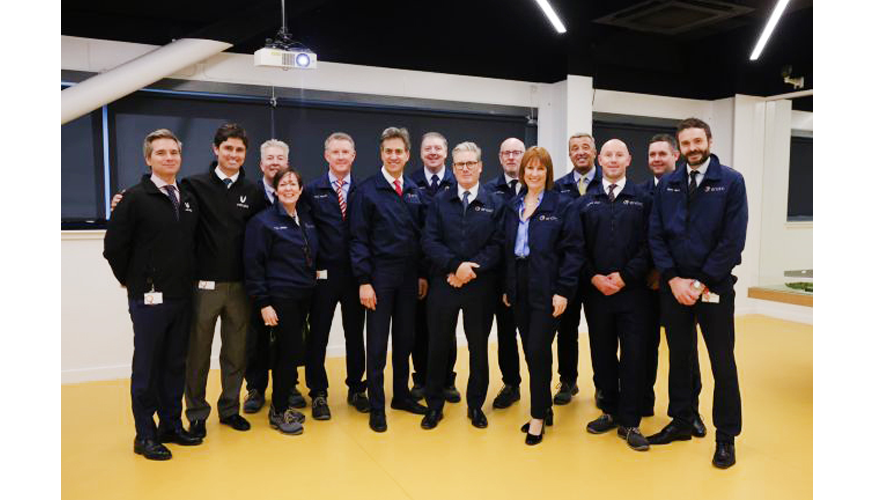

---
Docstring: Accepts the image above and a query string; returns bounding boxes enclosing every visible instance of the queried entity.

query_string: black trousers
[413,294,457,388]
[490,287,521,387]
[305,265,366,397]
[271,296,310,412]
[556,289,583,386]
[512,260,560,420]
[661,288,742,442]
[244,306,272,394]
[643,288,701,415]
[583,289,648,428]
[366,269,418,412]
[128,296,191,440]
[425,276,495,413]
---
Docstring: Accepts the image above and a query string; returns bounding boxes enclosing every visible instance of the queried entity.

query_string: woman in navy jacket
[244,167,319,436]
[503,147,583,445]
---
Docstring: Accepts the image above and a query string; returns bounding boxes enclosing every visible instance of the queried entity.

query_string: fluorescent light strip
[750,0,792,60]
[534,0,567,34]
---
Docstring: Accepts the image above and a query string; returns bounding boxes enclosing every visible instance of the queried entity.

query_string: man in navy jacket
[639,134,704,436]
[483,137,525,409]
[104,129,202,460]
[408,132,460,403]
[577,139,652,451]
[552,133,602,407]
[420,141,505,430]
[302,132,369,419]
[349,127,430,432]
[647,118,748,469]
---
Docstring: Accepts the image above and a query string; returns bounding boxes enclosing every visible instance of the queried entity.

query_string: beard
[685,148,710,166]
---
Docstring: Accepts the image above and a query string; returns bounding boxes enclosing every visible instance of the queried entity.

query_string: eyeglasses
[500,150,524,157]
[453,161,480,170]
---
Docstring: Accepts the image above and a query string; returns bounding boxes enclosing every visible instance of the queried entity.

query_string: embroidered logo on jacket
[539,215,559,221]
[704,186,726,193]
[237,195,249,209]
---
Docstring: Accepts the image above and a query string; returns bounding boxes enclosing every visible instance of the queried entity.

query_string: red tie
[393,179,403,197]
[335,179,346,220]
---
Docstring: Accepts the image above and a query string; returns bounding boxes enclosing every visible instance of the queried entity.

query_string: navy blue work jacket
[302,172,358,271]
[503,189,583,308]
[409,167,456,205]
[349,172,427,286]
[553,165,602,200]
[421,186,505,278]
[244,202,319,309]
[577,181,652,296]
[649,154,748,294]
[484,173,520,205]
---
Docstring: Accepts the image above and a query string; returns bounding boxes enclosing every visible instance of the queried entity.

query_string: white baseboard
[749,299,813,324]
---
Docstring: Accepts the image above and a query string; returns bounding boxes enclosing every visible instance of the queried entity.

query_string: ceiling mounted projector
[254,0,317,70]
[255,47,317,69]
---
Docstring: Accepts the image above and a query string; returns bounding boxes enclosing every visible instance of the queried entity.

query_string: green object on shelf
[785,282,813,293]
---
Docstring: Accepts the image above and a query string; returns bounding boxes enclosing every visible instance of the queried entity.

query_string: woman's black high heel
[524,424,545,445]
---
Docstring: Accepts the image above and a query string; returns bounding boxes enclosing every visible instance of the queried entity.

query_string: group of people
[103,116,747,470]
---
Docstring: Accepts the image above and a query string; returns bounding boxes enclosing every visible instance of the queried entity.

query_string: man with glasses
[484,137,525,409]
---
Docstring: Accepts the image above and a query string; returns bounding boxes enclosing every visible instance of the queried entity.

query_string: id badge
[317,270,328,280]
[144,291,163,306]
[198,280,216,290]
[702,291,721,304]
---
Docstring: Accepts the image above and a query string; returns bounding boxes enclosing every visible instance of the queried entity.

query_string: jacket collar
[675,154,723,184]
[207,160,248,183]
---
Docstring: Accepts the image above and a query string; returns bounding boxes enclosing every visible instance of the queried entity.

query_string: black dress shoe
[492,385,520,409]
[390,398,429,415]
[443,385,461,403]
[134,437,172,460]
[288,387,307,408]
[692,414,707,438]
[157,427,203,446]
[420,410,443,430]
[647,421,693,445]
[467,408,488,428]
[347,391,371,413]
[188,419,206,439]
[523,423,545,445]
[553,382,579,405]
[219,414,251,431]
[712,441,736,469]
[369,411,387,433]
[410,384,425,401]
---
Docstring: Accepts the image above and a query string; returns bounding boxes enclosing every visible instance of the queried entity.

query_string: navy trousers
[128,296,191,440]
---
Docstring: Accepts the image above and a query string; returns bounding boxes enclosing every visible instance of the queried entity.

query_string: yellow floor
[62,315,812,500]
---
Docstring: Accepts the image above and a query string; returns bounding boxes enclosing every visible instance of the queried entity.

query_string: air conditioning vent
[594,0,754,35]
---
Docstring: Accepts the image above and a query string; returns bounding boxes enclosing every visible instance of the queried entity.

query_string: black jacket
[104,175,199,299]
[180,164,268,282]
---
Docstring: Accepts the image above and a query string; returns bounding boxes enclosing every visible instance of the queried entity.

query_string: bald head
[599,139,631,183]
[499,137,525,177]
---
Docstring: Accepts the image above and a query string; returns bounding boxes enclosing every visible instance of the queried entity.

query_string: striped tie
[336,179,347,220]
[163,185,180,220]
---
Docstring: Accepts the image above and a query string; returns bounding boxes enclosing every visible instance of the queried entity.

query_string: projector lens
[296,53,311,67]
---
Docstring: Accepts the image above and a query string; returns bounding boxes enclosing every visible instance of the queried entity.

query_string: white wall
[61,36,813,383]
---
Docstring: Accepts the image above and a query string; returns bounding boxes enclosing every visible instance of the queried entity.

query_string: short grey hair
[324,132,355,150]
[568,132,596,149]
[260,139,289,158]
[452,141,482,162]
[421,131,447,149]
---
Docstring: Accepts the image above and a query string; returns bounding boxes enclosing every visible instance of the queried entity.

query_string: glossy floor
[61,315,812,500]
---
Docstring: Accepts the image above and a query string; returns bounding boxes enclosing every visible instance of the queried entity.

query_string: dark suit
[483,174,521,388]
[104,175,199,440]
[302,172,367,398]
[408,167,457,391]
[639,176,701,416]
[649,154,748,442]
[503,189,583,419]
[421,186,505,413]
[349,172,427,412]
[552,167,601,390]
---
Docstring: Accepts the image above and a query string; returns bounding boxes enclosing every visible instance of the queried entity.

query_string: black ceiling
[62,0,813,111]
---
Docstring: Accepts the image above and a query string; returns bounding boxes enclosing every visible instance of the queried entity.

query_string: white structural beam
[61,38,231,124]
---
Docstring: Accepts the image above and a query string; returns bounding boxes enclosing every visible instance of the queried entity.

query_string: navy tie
[163,185,180,220]
[462,190,471,213]
[509,179,518,195]
[430,174,440,195]
[607,184,617,203]
[223,178,233,189]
